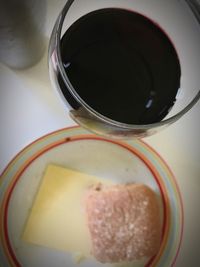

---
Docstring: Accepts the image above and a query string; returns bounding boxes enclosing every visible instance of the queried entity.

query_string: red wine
[60,8,181,124]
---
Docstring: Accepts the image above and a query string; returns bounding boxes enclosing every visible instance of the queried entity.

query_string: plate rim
[0,126,184,267]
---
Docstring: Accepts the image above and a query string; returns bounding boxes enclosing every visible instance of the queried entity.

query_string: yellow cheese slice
[22,164,114,257]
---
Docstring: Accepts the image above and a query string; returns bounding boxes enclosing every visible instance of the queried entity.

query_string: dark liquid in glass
[60,8,181,124]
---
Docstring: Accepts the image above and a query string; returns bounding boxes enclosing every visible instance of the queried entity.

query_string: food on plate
[22,164,113,258]
[85,183,162,263]
[23,164,162,264]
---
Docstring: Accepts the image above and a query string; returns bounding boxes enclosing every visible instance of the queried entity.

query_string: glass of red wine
[48,0,200,138]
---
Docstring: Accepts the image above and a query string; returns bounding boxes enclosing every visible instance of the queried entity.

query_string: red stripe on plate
[2,135,169,267]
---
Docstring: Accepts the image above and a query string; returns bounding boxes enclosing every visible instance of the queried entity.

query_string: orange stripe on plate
[0,134,173,267]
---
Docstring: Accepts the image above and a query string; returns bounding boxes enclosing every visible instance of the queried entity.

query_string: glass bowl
[48,0,200,138]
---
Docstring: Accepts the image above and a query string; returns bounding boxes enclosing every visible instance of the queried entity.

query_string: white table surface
[0,0,200,266]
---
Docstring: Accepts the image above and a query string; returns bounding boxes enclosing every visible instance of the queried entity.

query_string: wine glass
[48,0,200,139]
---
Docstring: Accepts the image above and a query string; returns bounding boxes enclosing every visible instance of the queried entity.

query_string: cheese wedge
[22,164,114,257]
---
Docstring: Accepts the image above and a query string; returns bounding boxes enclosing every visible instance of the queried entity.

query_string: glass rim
[54,0,200,130]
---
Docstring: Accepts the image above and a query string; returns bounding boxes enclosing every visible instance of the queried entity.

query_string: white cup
[0,0,46,69]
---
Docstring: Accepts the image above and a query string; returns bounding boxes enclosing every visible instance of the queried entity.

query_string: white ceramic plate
[0,126,183,267]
